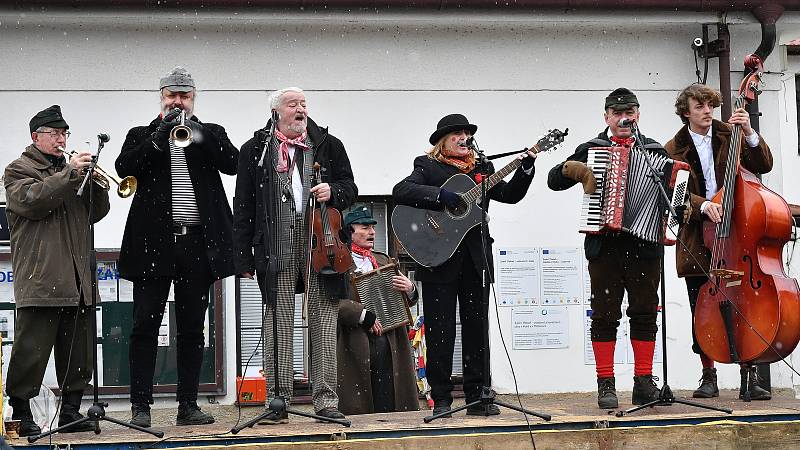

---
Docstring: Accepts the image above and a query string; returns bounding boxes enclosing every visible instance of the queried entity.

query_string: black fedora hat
[429,113,477,145]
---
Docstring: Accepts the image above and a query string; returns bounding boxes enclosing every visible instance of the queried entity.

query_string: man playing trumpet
[4,105,110,436]
[115,66,238,427]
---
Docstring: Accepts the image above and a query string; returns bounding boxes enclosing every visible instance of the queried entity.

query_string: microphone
[98,133,111,143]
[464,137,477,150]
[617,118,636,128]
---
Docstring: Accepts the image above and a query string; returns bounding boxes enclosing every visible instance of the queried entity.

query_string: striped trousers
[259,214,340,412]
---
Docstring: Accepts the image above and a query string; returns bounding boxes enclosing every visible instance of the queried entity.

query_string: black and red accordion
[579,146,690,245]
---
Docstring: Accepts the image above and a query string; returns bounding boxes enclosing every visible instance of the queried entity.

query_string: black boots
[693,368,719,398]
[740,366,771,401]
[58,391,95,433]
[130,403,152,428]
[596,377,618,409]
[176,400,215,426]
[632,375,660,405]
[9,397,41,437]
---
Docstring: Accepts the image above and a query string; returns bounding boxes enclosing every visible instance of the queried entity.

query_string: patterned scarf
[351,243,378,269]
[275,129,310,173]
[610,136,635,148]
[437,145,476,173]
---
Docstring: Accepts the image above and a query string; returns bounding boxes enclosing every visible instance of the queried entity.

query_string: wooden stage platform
[8,389,800,449]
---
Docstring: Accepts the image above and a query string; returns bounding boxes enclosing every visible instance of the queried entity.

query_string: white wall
[2,7,800,402]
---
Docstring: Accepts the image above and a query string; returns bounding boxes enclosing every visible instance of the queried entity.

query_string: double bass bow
[694,54,800,366]
[306,162,352,275]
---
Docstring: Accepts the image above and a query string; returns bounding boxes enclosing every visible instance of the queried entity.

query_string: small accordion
[579,146,690,244]
[350,259,413,332]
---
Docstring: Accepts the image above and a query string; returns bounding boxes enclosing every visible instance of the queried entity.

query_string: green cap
[344,205,378,228]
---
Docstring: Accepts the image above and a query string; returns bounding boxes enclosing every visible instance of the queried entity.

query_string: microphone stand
[424,137,551,423]
[232,116,350,434]
[615,123,732,417]
[31,136,164,442]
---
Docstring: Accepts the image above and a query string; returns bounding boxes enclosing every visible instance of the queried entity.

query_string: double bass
[694,55,800,366]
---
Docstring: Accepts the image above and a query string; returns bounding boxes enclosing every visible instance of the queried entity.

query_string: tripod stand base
[424,388,552,423]
[615,384,733,417]
[28,402,164,443]
[231,397,351,433]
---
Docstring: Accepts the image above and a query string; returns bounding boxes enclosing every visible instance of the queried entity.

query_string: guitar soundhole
[446,198,469,218]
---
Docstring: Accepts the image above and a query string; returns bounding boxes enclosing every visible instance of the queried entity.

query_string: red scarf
[610,136,635,148]
[437,146,476,173]
[275,130,310,173]
[351,243,378,269]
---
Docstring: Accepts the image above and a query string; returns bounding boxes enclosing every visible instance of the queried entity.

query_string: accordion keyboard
[579,148,610,232]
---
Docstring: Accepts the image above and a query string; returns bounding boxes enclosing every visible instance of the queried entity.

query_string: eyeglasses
[37,130,71,139]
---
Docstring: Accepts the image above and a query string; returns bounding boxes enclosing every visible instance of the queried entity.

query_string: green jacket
[4,145,110,307]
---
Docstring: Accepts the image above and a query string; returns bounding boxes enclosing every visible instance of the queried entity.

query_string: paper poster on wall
[582,256,592,305]
[540,247,582,305]
[204,307,210,348]
[0,261,14,303]
[95,343,103,387]
[97,262,118,302]
[512,306,569,350]
[158,304,170,347]
[497,247,541,307]
[584,309,627,364]
[118,278,134,302]
[0,309,15,342]
[95,306,103,338]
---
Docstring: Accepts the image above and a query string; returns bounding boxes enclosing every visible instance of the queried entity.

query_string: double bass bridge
[711,268,745,287]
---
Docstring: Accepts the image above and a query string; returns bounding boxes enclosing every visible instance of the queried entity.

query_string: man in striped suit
[116,66,239,428]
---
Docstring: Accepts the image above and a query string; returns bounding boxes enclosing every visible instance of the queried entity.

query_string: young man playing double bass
[234,87,357,423]
[664,84,773,400]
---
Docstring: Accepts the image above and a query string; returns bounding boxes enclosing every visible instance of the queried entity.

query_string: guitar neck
[462,152,528,203]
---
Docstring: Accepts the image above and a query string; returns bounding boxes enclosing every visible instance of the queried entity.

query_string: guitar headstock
[531,128,569,154]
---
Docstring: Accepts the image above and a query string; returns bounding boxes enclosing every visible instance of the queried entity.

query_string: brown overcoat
[664,120,772,277]
[4,145,110,307]
[336,251,420,415]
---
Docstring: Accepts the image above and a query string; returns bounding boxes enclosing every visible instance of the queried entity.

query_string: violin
[694,55,800,365]
[308,162,352,274]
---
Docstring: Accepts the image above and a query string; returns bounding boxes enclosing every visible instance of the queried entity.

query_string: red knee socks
[631,339,656,376]
[592,341,616,378]
[700,354,715,369]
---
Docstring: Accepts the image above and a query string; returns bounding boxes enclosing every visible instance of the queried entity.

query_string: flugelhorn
[62,148,137,198]
[169,109,193,148]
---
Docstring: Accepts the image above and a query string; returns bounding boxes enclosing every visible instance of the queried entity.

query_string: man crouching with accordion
[547,88,689,410]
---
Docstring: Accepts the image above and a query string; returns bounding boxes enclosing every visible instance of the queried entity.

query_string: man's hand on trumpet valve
[68,151,92,173]
[153,109,182,144]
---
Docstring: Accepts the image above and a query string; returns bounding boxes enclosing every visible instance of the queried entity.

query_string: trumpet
[61,148,137,198]
[169,109,193,148]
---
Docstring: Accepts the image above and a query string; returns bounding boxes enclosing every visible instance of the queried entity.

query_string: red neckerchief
[610,136,635,147]
[351,243,378,269]
[275,130,310,173]
[437,146,476,173]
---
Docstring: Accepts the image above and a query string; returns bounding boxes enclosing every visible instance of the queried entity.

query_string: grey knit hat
[159,66,195,92]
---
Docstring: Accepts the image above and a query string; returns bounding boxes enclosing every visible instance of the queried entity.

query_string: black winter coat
[115,115,239,280]
[547,130,666,260]
[233,117,358,276]
[392,155,534,283]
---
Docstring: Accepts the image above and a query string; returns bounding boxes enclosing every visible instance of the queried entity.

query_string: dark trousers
[129,232,213,405]
[422,258,486,405]
[368,333,395,413]
[685,276,708,355]
[588,236,661,342]
[6,306,93,400]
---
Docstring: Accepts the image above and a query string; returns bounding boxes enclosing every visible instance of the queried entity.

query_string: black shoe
[466,403,500,416]
[58,404,96,433]
[597,377,618,409]
[130,403,151,428]
[176,401,215,426]
[257,409,289,425]
[693,368,719,398]
[432,401,452,418]
[315,407,346,422]
[10,397,41,438]
[632,375,660,405]
[739,366,772,401]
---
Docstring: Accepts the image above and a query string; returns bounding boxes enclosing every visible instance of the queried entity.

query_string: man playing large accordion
[547,88,689,410]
